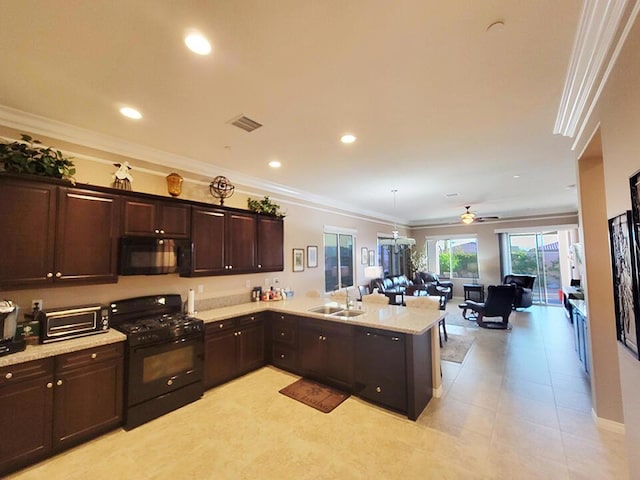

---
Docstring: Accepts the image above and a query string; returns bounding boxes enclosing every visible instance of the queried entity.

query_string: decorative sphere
[209,176,235,205]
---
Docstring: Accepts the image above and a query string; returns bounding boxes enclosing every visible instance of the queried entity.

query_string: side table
[464,284,485,302]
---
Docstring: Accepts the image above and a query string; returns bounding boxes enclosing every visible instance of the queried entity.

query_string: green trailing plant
[247,196,283,216]
[0,134,76,181]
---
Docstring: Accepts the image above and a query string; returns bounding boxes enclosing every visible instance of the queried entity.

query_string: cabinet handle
[258,264,262,268]
[46,382,53,389]
[376,386,382,393]
[55,272,62,278]
[219,323,224,328]
[56,380,63,386]
[229,265,233,269]
[250,316,254,321]
[391,337,399,341]
[91,353,97,359]
[155,229,160,234]
[280,354,285,358]
[318,335,323,340]
[225,266,229,270]
[234,332,238,336]
[160,230,165,234]
[280,332,285,336]
[167,379,173,386]
[46,272,53,278]
[5,372,12,380]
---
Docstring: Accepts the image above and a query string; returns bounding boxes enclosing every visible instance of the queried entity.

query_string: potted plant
[0,134,76,182]
[247,196,284,216]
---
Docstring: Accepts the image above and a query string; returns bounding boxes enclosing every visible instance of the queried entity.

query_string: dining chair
[361,293,390,305]
[404,296,447,347]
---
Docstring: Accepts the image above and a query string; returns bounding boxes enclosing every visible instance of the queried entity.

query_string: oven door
[127,333,204,406]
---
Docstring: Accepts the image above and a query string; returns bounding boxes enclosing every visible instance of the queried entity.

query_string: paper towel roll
[187,289,195,315]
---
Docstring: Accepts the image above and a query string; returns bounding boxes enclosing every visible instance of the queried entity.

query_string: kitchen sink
[331,310,365,318]
[308,306,345,315]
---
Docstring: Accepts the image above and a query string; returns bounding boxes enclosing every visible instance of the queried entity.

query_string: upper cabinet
[0,176,120,289]
[257,215,284,272]
[122,198,190,238]
[189,208,259,276]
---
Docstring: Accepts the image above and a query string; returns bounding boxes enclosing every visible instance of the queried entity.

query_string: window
[378,241,411,277]
[426,237,478,279]
[324,231,354,292]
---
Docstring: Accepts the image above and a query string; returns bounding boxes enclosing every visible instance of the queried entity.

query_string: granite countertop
[0,329,126,368]
[569,299,587,317]
[196,297,446,335]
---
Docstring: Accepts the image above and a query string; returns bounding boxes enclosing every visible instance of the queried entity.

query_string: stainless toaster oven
[36,304,110,343]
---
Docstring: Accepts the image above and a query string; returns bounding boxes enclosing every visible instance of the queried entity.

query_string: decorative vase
[166,172,183,197]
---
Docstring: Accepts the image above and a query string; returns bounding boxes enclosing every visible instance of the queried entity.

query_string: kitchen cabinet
[0,359,54,476]
[0,176,120,289]
[354,327,407,412]
[0,343,123,476]
[257,215,284,272]
[270,313,299,373]
[189,207,257,276]
[53,343,124,450]
[573,306,590,376]
[298,318,354,391]
[204,314,265,388]
[122,197,190,238]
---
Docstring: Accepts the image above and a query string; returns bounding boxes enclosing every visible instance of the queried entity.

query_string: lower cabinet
[298,318,354,391]
[270,313,299,373]
[204,313,265,389]
[354,327,407,412]
[573,308,590,376]
[0,343,123,476]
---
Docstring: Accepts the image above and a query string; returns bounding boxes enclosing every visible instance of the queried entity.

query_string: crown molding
[555,0,640,143]
[0,105,398,224]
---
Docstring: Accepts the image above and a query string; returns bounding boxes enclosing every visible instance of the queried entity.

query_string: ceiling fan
[460,205,499,224]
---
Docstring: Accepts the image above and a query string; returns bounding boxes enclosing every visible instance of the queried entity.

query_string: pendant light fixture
[461,205,476,224]
[379,189,416,249]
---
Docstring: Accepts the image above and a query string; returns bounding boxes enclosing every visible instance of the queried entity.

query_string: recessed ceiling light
[513,175,520,179]
[119,106,142,119]
[269,160,281,168]
[340,134,356,144]
[184,31,212,55]
[445,193,459,197]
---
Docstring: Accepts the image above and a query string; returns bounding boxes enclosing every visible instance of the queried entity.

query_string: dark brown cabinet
[257,215,284,272]
[298,318,354,391]
[0,343,123,476]
[204,314,265,388]
[189,208,257,276]
[0,177,120,289]
[0,359,54,476]
[122,197,190,238]
[354,327,407,412]
[53,343,124,450]
[270,313,299,373]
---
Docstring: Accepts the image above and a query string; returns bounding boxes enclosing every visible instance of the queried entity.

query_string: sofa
[414,272,454,300]
[503,274,536,309]
[369,275,427,305]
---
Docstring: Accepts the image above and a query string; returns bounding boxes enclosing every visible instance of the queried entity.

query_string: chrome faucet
[334,284,354,310]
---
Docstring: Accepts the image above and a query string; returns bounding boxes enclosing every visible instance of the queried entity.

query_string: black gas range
[109,294,204,430]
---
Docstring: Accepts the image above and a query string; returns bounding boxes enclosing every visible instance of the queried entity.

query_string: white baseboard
[591,408,626,434]
[433,385,443,398]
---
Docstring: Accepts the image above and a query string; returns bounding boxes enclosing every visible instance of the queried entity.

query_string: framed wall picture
[361,247,369,264]
[368,250,376,266]
[608,210,640,358]
[307,245,318,268]
[293,248,305,272]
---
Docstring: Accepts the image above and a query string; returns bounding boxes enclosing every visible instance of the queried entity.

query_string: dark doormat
[279,378,350,413]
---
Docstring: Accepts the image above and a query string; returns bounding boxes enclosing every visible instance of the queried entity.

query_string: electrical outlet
[197,285,204,294]
[31,299,43,311]
[245,280,251,288]
[264,277,270,286]
[273,277,280,285]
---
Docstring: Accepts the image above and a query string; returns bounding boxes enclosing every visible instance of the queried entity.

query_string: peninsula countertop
[196,296,446,335]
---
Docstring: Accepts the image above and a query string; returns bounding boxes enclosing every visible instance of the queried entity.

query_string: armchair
[463,284,517,329]
[503,275,536,309]
[414,272,453,300]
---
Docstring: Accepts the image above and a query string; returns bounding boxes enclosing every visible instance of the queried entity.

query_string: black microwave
[119,237,191,276]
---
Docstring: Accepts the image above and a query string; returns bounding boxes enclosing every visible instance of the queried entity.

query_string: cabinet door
[52,356,123,450]
[324,329,354,391]
[159,203,190,238]
[204,328,238,388]
[227,212,257,273]
[122,198,158,236]
[0,178,56,288]
[191,207,226,276]
[298,327,325,379]
[257,215,284,272]
[355,329,406,412]
[55,188,120,285]
[238,322,265,374]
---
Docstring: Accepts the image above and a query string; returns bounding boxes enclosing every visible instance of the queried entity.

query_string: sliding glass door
[507,232,561,305]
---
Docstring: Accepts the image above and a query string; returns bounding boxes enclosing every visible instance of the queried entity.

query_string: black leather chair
[503,275,536,309]
[462,284,516,329]
[414,272,453,300]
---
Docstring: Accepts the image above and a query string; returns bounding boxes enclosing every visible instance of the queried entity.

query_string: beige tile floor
[8,302,629,479]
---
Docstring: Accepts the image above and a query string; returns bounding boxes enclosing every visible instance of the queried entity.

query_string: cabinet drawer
[0,358,54,387]
[55,343,124,372]
[238,313,263,327]
[206,318,238,335]
[271,344,298,373]
[271,315,297,345]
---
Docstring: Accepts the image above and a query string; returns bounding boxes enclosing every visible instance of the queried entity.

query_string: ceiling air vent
[229,115,263,132]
